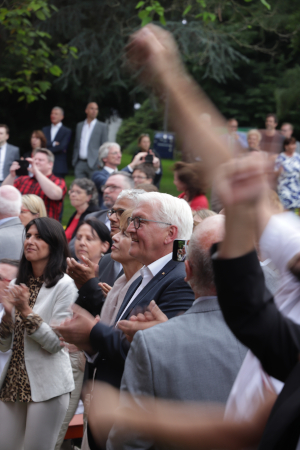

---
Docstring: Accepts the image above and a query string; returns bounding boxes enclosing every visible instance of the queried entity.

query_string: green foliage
[136,0,166,26]
[0,0,78,103]
[117,99,164,153]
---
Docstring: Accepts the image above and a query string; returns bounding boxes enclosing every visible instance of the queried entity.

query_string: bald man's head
[0,185,22,218]
[186,215,225,296]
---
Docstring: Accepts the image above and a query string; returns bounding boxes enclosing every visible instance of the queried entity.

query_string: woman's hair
[138,133,150,145]
[119,210,133,233]
[284,137,296,147]
[193,209,216,221]
[132,163,156,181]
[22,194,47,218]
[16,217,70,288]
[135,183,158,192]
[78,218,112,252]
[173,161,207,201]
[31,130,47,148]
[247,129,262,143]
[70,178,98,205]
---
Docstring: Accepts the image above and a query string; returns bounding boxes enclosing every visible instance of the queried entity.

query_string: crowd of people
[1,22,300,450]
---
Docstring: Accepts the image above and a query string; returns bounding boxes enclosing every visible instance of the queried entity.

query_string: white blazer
[0,274,77,402]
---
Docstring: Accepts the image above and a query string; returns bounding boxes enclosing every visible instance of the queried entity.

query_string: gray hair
[117,189,146,202]
[107,172,134,189]
[98,142,121,168]
[0,185,22,216]
[135,192,193,239]
[187,215,225,295]
[70,178,98,205]
[52,106,64,116]
[247,129,262,143]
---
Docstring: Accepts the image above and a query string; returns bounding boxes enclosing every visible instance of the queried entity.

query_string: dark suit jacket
[212,250,300,450]
[87,259,194,450]
[2,144,19,181]
[72,120,108,170]
[89,259,194,386]
[92,168,111,206]
[42,124,72,176]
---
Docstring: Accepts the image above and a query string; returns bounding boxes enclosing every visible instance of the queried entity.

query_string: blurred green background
[62,155,178,226]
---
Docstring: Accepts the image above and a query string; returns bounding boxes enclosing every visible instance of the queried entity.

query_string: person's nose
[127,221,135,233]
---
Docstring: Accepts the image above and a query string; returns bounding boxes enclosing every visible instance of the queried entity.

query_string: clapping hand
[4,284,32,318]
[98,282,112,297]
[67,256,97,289]
[118,300,168,342]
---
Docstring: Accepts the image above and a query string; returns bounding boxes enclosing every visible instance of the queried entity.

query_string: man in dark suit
[72,102,108,179]
[107,215,247,450]
[0,124,19,185]
[42,107,72,178]
[56,192,195,450]
[212,152,300,450]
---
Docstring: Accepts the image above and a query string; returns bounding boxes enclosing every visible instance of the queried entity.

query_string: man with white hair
[107,215,247,450]
[0,185,23,259]
[92,142,122,206]
[56,191,195,450]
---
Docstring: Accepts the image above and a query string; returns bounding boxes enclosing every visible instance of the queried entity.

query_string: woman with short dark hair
[65,178,100,243]
[275,137,300,211]
[173,161,209,211]
[0,217,77,450]
[75,218,112,267]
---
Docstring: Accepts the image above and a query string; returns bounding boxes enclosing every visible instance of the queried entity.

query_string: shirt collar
[193,295,217,305]
[84,118,97,127]
[143,253,173,279]
[104,166,117,174]
[51,122,62,129]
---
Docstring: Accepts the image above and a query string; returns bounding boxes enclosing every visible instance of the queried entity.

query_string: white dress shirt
[50,122,62,142]
[85,253,172,364]
[104,166,116,175]
[225,212,300,422]
[116,252,172,323]
[0,143,7,181]
[79,119,97,159]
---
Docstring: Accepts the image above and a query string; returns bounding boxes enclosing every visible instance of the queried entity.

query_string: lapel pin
[162,272,165,275]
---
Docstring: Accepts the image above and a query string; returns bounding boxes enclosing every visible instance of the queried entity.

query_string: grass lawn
[62,155,178,226]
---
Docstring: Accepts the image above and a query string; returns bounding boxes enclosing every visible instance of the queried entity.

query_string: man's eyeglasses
[101,184,121,192]
[132,175,147,181]
[127,216,172,230]
[107,208,125,218]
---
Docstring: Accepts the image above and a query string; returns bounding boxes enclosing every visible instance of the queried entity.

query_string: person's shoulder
[61,124,71,132]
[54,273,77,290]
[7,143,19,151]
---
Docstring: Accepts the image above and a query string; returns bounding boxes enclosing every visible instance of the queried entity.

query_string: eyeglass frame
[127,216,172,230]
[107,208,125,218]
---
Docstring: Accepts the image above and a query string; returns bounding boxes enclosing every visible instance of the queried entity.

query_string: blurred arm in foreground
[126,24,230,179]
[87,381,276,450]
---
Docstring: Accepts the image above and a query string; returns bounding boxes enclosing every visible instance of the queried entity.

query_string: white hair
[135,192,193,239]
[117,189,146,202]
[98,142,121,168]
[0,186,22,216]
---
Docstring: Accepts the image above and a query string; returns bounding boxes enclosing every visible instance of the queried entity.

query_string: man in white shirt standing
[72,102,108,179]
[42,107,72,178]
[0,124,19,185]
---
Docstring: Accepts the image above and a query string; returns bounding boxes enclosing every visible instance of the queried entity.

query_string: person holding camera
[2,148,67,221]
[123,134,163,188]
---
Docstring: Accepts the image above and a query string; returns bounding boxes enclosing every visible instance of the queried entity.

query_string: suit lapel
[115,276,143,323]
[115,260,179,322]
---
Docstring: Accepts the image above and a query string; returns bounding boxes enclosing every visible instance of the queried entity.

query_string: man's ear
[184,259,193,282]
[164,225,178,245]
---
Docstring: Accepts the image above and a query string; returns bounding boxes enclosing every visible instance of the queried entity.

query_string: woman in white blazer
[0,217,77,450]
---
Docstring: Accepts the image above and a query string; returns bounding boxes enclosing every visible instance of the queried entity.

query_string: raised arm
[212,153,300,381]
[126,25,230,179]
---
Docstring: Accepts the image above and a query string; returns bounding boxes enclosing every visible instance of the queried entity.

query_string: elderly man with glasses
[56,191,195,450]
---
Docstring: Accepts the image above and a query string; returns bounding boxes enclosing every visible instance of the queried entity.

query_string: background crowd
[1,20,300,450]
